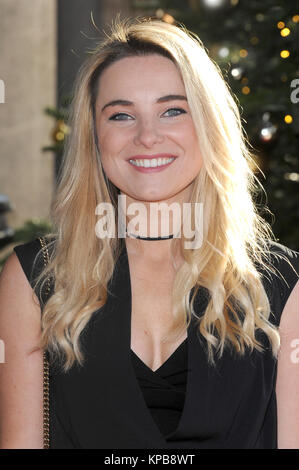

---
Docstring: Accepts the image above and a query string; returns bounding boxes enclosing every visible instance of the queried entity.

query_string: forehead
[96,54,185,101]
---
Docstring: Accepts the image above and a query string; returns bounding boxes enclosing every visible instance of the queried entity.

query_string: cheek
[97,124,129,159]
[96,128,127,185]
[174,123,201,160]
[170,119,198,143]
[97,128,118,163]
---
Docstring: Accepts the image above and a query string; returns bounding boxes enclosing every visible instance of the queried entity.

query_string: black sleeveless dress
[13,238,299,449]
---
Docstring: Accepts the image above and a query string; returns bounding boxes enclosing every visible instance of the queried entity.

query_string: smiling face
[94,54,202,204]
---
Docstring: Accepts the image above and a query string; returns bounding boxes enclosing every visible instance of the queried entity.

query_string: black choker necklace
[126,230,174,241]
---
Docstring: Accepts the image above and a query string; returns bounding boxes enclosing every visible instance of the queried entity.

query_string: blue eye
[109,113,133,121]
[108,108,186,121]
[163,108,187,117]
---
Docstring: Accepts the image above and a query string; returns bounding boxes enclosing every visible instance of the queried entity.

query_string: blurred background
[0,0,298,267]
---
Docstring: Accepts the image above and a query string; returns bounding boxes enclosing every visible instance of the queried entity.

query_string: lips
[127,154,176,173]
[126,153,177,161]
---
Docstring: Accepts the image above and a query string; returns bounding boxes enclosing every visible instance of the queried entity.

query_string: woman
[0,17,298,449]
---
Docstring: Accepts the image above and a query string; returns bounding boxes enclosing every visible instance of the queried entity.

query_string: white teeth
[129,157,175,168]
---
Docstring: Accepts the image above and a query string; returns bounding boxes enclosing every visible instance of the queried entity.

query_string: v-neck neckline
[130,336,188,374]
[116,243,196,443]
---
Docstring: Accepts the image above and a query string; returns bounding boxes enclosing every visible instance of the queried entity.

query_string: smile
[129,157,175,168]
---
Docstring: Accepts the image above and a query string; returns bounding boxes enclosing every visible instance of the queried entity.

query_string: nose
[133,118,164,148]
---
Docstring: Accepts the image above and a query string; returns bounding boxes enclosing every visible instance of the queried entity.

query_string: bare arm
[276,279,299,449]
[0,252,43,449]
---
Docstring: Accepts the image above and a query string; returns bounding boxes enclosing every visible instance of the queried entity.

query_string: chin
[133,192,173,203]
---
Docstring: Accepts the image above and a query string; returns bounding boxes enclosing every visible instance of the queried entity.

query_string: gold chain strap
[38,236,50,449]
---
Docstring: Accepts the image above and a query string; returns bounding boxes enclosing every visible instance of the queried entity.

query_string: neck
[124,236,180,263]
[120,186,192,240]
[119,185,193,259]
[126,230,174,241]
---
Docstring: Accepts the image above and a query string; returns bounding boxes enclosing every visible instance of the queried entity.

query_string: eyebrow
[101,94,187,112]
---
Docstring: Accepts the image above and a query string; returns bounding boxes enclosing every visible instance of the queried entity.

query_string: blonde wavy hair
[32,16,283,372]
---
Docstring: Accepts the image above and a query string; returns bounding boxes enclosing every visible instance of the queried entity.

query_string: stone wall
[0,0,133,230]
[0,0,57,228]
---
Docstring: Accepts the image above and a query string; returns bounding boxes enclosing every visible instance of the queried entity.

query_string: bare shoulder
[0,251,43,449]
[276,278,299,449]
[279,278,299,331]
[0,250,42,327]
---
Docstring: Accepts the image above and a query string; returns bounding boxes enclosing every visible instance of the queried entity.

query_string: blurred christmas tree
[133,0,299,248]
[42,94,72,179]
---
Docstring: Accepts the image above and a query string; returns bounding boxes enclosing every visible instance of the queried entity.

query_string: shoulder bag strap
[38,236,50,449]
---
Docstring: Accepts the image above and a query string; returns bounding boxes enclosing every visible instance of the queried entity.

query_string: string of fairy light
[231,14,298,133]
[231,13,298,130]
[277,17,298,126]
